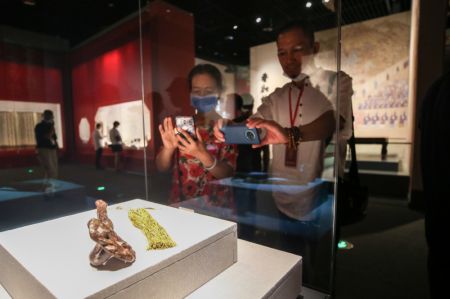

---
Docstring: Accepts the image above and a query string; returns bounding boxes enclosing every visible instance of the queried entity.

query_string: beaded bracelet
[204,156,218,170]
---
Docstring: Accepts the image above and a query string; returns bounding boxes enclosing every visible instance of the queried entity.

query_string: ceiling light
[306,1,312,8]
[225,35,234,40]
[323,0,330,2]
[23,0,36,6]
[233,52,238,56]
[233,25,238,30]
[256,17,262,23]
[166,9,171,13]
[108,1,115,8]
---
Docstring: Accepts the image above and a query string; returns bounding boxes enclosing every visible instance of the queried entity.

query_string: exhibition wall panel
[0,41,66,168]
[71,1,195,173]
[71,38,146,170]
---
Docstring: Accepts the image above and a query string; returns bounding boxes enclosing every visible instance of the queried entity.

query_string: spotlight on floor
[338,240,354,250]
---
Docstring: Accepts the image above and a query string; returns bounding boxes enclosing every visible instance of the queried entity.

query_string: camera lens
[245,130,255,140]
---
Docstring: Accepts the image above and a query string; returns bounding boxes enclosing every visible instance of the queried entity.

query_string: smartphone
[220,124,260,145]
[175,116,196,138]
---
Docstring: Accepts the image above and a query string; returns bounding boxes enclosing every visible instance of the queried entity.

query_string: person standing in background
[109,121,123,171]
[93,122,105,169]
[230,93,269,173]
[34,110,58,192]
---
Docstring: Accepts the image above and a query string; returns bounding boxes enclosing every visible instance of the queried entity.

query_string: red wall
[71,0,195,172]
[146,1,196,153]
[0,42,66,168]
[0,0,195,172]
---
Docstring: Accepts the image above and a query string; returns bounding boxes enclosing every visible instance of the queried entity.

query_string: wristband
[204,156,217,170]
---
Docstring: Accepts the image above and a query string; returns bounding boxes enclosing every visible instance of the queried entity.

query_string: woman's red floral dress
[169,124,237,204]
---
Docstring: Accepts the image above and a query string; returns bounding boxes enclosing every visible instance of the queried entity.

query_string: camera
[221,124,261,145]
[245,129,257,141]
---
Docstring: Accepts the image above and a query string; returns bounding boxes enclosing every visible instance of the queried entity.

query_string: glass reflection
[156,64,237,203]
[0,0,343,296]
[0,1,146,232]
[174,17,342,293]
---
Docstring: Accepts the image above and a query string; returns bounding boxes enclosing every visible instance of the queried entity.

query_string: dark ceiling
[0,0,412,65]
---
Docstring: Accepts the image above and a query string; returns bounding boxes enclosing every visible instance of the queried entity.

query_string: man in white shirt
[251,21,337,219]
[253,20,353,178]
[302,54,354,178]
[216,20,338,220]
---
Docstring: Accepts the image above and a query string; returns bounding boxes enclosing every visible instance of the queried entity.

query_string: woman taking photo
[156,64,237,203]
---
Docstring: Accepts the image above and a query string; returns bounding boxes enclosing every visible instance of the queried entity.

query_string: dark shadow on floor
[340,197,425,238]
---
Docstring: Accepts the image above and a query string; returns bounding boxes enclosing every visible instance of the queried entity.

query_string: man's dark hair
[43,109,53,120]
[96,123,102,129]
[188,64,223,92]
[113,121,120,127]
[276,20,315,46]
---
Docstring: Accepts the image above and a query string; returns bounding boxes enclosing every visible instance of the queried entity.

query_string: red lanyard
[289,84,304,127]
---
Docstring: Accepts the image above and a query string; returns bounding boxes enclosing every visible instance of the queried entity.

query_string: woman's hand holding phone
[176,128,203,154]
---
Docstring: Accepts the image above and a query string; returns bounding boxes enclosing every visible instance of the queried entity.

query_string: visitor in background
[230,93,269,173]
[34,109,58,193]
[109,121,123,171]
[93,122,105,170]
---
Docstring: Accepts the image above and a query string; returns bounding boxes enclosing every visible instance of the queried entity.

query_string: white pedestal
[1,239,302,299]
[188,239,302,299]
[0,199,237,299]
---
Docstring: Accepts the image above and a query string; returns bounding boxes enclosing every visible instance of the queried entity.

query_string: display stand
[188,239,302,299]
[0,239,302,299]
[0,199,237,299]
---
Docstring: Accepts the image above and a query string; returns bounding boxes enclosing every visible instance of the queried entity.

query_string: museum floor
[0,163,429,299]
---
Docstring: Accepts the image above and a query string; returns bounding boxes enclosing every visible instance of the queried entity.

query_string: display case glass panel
[0,0,347,297]
[0,1,148,229]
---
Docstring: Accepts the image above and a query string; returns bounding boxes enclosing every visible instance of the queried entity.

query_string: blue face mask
[190,94,218,113]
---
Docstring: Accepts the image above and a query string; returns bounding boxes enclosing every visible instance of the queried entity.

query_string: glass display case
[0,0,345,297]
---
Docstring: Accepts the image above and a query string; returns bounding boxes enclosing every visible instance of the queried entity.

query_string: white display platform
[1,239,302,299]
[0,199,237,299]
[188,239,302,299]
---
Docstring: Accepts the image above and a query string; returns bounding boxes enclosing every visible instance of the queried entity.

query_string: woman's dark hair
[187,64,223,92]
[113,121,120,127]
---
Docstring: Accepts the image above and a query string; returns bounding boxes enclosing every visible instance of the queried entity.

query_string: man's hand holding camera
[246,118,288,148]
[213,117,288,148]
